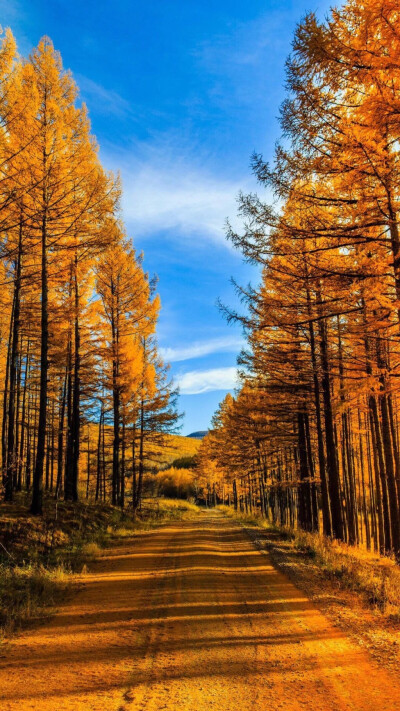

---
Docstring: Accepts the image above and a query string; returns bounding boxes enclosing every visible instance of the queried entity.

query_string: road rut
[1,511,400,710]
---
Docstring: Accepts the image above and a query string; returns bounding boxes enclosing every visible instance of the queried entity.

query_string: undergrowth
[116,498,199,534]
[216,504,269,529]
[0,564,69,637]
[291,529,400,618]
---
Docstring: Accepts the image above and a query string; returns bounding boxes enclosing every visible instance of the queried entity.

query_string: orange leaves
[199,2,400,543]
[95,236,162,417]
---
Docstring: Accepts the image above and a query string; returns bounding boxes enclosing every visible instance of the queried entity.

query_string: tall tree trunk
[133,398,145,514]
[5,215,23,501]
[86,424,90,499]
[306,278,331,535]
[380,391,400,553]
[317,313,344,540]
[131,423,137,513]
[50,401,55,492]
[376,329,400,554]
[369,397,391,552]
[304,411,319,531]
[95,404,104,502]
[120,416,125,509]
[387,394,400,509]
[13,337,22,492]
[111,300,120,507]
[65,255,80,501]
[297,410,312,531]
[17,337,30,492]
[2,292,15,488]
[56,366,68,498]
[31,204,48,515]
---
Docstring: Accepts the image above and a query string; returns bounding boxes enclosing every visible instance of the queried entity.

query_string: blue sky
[1,0,332,434]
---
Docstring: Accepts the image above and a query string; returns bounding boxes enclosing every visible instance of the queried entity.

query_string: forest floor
[1,510,400,710]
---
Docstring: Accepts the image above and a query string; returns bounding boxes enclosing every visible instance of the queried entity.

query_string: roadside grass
[0,563,69,638]
[0,494,200,637]
[291,529,400,618]
[120,497,200,533]
[216,504,270,529]
[217,505,400,618]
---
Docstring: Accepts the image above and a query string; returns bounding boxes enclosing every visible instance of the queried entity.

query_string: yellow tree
[96,238,159,505]
[19,37,119,513]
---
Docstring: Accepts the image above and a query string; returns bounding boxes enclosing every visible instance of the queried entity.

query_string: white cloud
[160,335,244,363]
[103,138,256,245]
[121,162,244,243]
[176,366,238,395]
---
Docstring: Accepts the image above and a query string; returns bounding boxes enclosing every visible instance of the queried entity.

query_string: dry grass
[130,498,200,530]
[157,498,199,513]
[111,499,200,536]
[0,495,138,637]
[216,505,269,529]
[0,563,69,636]
[81,541,103,559]
[291,530,400,617]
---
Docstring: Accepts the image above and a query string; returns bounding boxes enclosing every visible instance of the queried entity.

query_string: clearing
[1,511,400,710]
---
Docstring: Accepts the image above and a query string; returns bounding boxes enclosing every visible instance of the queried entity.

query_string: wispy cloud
[76,75,131,118]
[176,366,238,395]
[121,160,245,243]
[160,335,244,363]
[103,137,255,244]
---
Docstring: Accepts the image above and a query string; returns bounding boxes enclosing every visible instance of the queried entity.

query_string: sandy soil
[1,511,400,710]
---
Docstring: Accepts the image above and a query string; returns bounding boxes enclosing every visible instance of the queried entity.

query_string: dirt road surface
[1,511,400,710]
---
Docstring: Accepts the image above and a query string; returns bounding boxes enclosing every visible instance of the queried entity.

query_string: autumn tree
[204,0,400,556]
[0,32,175,519]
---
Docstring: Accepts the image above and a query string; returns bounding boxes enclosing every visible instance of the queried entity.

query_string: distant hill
[149,433,201,468]
[80,428,201,478]
[187,431,208,440]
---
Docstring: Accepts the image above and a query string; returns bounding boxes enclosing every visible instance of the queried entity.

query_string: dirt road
[1,511,400,710]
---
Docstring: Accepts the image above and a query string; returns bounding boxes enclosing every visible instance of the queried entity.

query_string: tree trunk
[317,313,344,540]
[31,206,48,516]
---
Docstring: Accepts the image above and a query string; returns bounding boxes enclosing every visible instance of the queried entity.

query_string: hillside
[146,433,201,469]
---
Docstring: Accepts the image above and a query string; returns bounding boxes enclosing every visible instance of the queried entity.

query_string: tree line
[196,0,400,556]
[0,31,178,515]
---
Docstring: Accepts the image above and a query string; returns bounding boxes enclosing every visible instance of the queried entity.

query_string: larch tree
[200,0,400,557]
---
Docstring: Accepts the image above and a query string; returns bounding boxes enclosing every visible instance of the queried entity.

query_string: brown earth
[1,510,400,710]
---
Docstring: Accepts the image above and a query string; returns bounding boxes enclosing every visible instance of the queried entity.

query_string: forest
[197,0,400,558]
[2,2,400,710]
[0,31,180,519]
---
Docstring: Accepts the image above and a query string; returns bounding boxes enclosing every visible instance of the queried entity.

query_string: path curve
[1,511,400,710]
